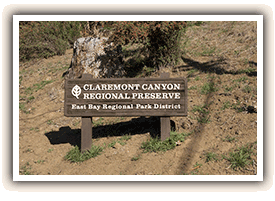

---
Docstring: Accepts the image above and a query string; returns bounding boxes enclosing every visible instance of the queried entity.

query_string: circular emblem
[71,85,81,99]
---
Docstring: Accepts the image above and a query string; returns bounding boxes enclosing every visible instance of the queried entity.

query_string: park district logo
[71,85,81,99]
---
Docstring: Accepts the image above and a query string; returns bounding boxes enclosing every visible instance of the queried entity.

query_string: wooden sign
[64,73,187,152]
[65,75,187,117]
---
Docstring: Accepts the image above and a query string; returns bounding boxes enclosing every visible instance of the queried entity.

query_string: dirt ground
[19,21,258,176]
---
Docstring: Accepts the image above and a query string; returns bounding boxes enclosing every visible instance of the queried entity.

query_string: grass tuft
[192,104,209,114]
[131,154,141,161]
[205,152,219,162]
[108,140,116,148]
[19,103,30,114]
[141,131,186,153]
[25,80,54,95]
[119,134,132,141]
[223,144,254,170]
[65,145,104,163]
[222,135,236,142]
[242,85,252,93]
[221,101,231,110]
[200,82,218,94]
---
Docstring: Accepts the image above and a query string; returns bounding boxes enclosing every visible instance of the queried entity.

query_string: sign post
[160,72,171,141]
[65,73,187,152]
[81,74,93,152]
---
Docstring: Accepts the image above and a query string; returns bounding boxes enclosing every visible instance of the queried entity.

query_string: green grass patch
[47,120,54,125]
[237,67,256,74]
[65,145,104,163]
[234,76,248,83]
[242,85,252,93]
[104,135,132,149]
[202,46,216,56]
[117,140,126,146]
[19,103,30,114]
[108,140,117,148]
[221,101,231,110]
[107,135,132,147]
[35,160,45,164]
[222,135,236,142]
[205,152,219,162]
[223,144,254,170]
[141,131,186,153]
[19,75,23,85]
[33,80,54,91]
[194,76,200,81]
[231,101,246,113]
[25,80,54,95]
[200,82,218,94]
[73,121,80,127]
[188,86,197,90]
[190,162,203,175]
[143,66,155,74]
[47,148,54,153]
[119,134,132,141]
[19,95,26,100]
[93,117,104,127]
[192,104,211,123]
[131,154,142,161]
[192,104,209,114]
[197,115,211,124]
[48,64,68,74]
[30,127,39,132]
[27,96,35,102]
[223,85,234,92]
[187,69,198,77]
[194,162,203,168]
[19,163,32,175]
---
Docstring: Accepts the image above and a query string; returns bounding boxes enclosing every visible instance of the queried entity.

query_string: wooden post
[81,74,93,152]
[160,72,171,141]
[81,117,92,152]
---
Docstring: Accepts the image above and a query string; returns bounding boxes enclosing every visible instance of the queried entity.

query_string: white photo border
[13,15,263,181]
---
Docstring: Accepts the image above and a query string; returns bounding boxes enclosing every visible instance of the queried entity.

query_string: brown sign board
[64,75,187,117]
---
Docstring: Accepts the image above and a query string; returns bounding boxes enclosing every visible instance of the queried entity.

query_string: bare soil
[19,21,258,176]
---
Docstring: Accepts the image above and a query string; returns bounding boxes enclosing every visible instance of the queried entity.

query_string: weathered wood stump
[64,36,125,79]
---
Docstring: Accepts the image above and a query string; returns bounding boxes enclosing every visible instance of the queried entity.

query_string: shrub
[19,21,192,67]
[101,21,187,68]
[19,21,85,62]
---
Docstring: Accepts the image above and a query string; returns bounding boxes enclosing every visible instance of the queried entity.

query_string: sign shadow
[45,116,176,148]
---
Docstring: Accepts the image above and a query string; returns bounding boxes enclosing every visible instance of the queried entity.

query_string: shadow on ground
[176,71,217,174]
[174,57,257,77]
[45,116,176,149]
